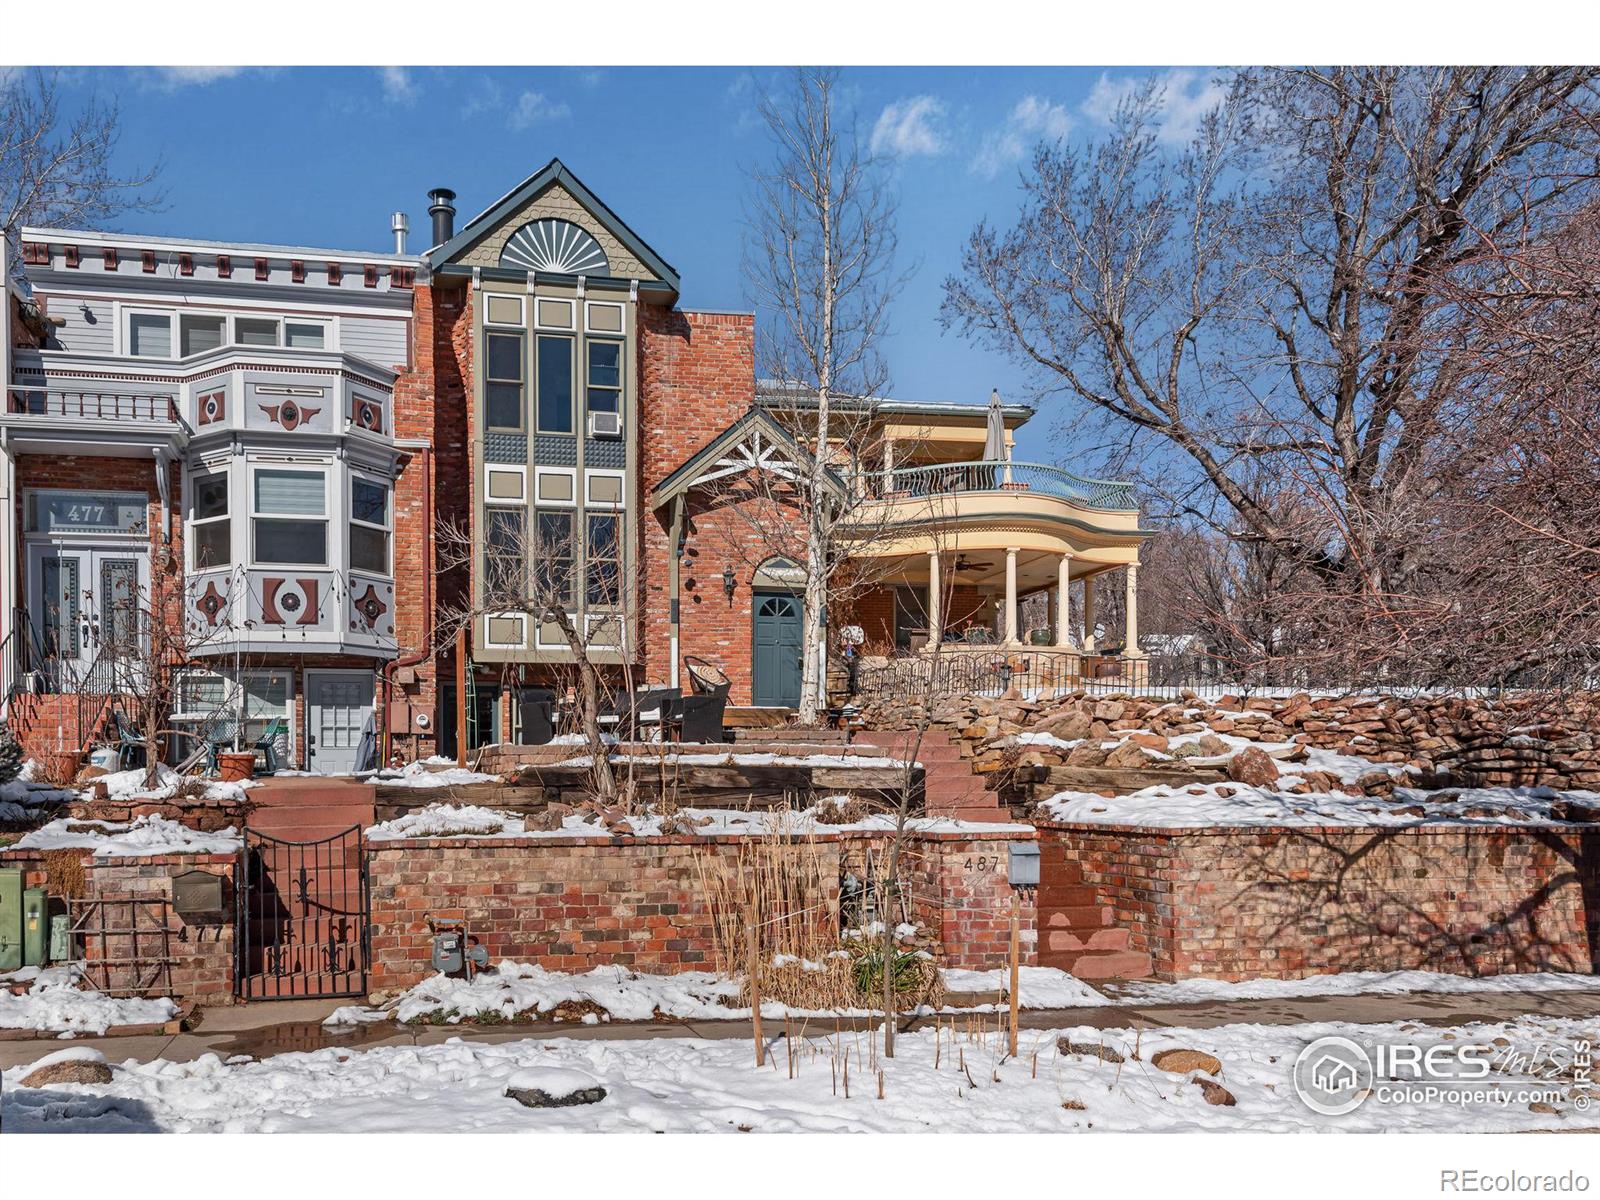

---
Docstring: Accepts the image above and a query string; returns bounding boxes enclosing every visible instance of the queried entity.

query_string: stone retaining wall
[1036,821,1599,981]
[366,829,1036,991]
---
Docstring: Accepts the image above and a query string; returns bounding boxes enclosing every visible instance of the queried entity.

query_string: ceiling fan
[953,554,993,572]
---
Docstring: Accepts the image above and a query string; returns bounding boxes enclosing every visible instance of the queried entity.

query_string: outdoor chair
[253,717,287,774]
[109,707,147,772]
[610,686,680,741]
[517,688,556,745]
[683,655,732,698]
[667,691,729,744]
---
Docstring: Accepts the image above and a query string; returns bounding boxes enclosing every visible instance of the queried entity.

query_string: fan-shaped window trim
[499,218,610,276]
[753,556,805,590]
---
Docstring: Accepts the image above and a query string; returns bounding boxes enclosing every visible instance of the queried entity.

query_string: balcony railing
[861,460,1137,511]
[6,386,185,426]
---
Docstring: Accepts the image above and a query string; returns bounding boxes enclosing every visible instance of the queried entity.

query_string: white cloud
[460,78,503,119]
[1081,69,1229,147]
[150,66,247,89]
[379,66,416,106]
[971,94,1073,178]
[508,90,571,130]
[869,95,947,158]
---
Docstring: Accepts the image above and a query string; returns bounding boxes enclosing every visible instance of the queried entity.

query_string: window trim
[483,505,527,605]
[348,474,392,578]
[533,507,576,611]
[118,303,337,359]
[584,300,626,335]
[583,508,623,610]
[172,667,296,764]
[187,469,233,572]
[248,464,330,569]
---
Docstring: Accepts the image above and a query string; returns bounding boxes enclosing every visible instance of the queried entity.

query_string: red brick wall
[1037,821,1600,981]
[366,829,1027,990]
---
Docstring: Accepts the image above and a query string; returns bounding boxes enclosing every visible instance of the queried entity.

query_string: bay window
[349,477,391,575]
[128,312,172,357]
[252,468,327,565]
[536,335,573,433]
[236,317,279,347]
[180,314,225,357]
[190,472,231,568]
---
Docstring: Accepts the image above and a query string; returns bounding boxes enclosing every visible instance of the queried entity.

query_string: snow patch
[0,963,179,1035]
[14,814,242,856]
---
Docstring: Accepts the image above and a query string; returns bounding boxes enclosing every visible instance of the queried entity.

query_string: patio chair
[667,691,729,744]
[516,688,556,746]
[252,717,287,774]
[611,686,680,741]
[109,707,147,772]
[683,655,732,697]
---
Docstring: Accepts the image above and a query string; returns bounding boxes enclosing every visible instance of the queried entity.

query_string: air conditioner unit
[588,410,623,438]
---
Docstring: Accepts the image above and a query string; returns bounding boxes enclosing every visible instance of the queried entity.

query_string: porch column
[883,439,896,492]
[1003,547,1019,644]
[1124,563,1143,657]
[1055,554,1073,648]
[1082,574,1098,651]
[927,551,942,647]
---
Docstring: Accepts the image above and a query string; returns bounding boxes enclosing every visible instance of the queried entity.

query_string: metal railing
[5,385,183,425]
[859,460,1138,511]
[851,648,1164,701]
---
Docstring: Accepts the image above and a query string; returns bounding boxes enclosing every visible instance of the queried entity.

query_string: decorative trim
[217,254,232,279]
[64,245,80,269]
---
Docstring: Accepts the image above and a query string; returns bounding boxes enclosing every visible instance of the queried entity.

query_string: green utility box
[23,887,46,967]
[0,868,21,972]
[49,913,72,963]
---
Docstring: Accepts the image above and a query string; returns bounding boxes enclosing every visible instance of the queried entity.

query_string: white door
[306,671,375,775]
[26,543,148,684]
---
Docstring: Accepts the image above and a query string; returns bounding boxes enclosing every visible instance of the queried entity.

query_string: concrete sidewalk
[5,986,1597,1071]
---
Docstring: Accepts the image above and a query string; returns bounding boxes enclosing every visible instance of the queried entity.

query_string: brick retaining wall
[366,828,1035,991]
[1037,821,1599,981]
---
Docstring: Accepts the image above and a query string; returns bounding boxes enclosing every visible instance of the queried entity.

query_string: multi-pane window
[585,512,621,606]
[252,469,327,565]
[172,669,291,767]
[349,478,391,575]
[128,312,172,357]
[586,341,621,416]
[127,310,331,356]
[484,508,525,600]
[485,332,524,430]
[535,510,575,606]
[536,335,573,434]
[190,472,231,568]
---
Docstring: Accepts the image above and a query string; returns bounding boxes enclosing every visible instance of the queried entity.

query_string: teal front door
[752,591,803,708]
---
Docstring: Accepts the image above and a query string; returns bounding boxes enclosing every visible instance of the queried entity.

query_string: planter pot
[217,752,256,783]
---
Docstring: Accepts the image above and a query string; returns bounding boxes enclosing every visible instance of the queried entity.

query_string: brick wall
[1037,821,1600,981]
[366,828,1029,990]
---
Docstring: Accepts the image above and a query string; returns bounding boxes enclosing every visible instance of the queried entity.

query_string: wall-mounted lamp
[722,566,737,603]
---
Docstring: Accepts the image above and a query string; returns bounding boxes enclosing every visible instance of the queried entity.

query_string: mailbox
[172,870,225,917]
[1007,842,1041,888]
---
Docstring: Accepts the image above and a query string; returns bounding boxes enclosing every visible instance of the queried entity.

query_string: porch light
[722,566,737,602]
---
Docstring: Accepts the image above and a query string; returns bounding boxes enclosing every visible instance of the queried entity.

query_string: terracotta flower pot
[218,752,256,783]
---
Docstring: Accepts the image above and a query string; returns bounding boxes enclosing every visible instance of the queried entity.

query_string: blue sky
[49,65,1222,463]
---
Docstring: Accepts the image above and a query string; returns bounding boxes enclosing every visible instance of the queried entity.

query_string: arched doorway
[751,558,803,708]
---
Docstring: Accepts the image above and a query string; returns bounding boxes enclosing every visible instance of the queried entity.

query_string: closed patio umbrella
[983,388,1006,485]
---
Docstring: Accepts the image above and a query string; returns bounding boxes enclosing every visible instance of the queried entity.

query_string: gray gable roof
[428,158,680,289]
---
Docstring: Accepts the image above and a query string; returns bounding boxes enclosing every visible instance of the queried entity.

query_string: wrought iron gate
[237,826,370,1000]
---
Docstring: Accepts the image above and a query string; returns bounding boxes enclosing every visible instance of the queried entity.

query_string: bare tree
[943,68,1600,682]
[436,512,626,802]
[745,67,910,723]
[1,69,162,252]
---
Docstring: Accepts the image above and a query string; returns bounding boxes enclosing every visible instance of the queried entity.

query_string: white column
[883,439,896,492]
[1082,574,1098,651]
[927,551,942,647]
[1124,563,1143,657]
[1055,554,1073,647]
[1003,547,1019,644]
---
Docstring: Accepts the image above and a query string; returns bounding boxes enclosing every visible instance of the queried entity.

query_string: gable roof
[650,407,847,509]
[428,158,680,289]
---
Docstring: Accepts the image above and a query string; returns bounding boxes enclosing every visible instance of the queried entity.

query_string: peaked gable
[429,159,679,289]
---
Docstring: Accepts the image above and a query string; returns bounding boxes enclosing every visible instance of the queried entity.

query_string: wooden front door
[752,591,802,708]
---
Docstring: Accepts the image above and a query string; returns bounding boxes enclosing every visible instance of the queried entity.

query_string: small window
[235,317,279,347]
[486,332,524,431]
[285,321,325,349]
[484,508,525,600]
[190,472,231,568]
[129,312,172,357]
[587,341,621,416]
[536,335,573,434]
[585,511,621,607]
[253,469,327,565]
[349,478,390,575]
[180,314,225,357]
[535,510,575,606]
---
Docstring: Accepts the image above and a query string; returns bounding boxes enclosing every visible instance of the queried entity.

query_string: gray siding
[45,294,115,354]
[341,316,409,369]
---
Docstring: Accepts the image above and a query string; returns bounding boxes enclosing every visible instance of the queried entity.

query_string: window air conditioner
[588,410,623,438]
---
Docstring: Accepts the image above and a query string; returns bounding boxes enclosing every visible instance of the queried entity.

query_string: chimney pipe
[428,188,456,248]
[390,211,409,255]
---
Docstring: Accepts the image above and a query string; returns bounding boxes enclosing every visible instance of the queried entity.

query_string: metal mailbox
[1007,841,1041,888]
[171,869,225,917]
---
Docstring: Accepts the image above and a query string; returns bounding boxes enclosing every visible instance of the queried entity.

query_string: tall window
[252,469,327,565]
[349,478,391,575]
[585,511,621,606]
[484,508,525,600]
[536,335,573,434]
[535,510,575,606]
[485,332,524,431]
[586,341,621,416]
[190,472,231,568]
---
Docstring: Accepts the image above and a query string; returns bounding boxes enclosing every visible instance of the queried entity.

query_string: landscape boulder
[1151,1048,1222,1077]
[505,1067,608,1108]
[1226,746,1280,788]
[21,1049,113,1089]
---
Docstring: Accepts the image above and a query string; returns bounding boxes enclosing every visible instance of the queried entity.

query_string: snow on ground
[1039,782,1599,829]
[1011,728,1415,785]
[88,764,254,805]
[939,966,1105,1009]
[361,761,500,788]
[0,964,179,1035]
[365,801,1030,842]
[1107,969,1600,1006]
[14,813,242,856]
[552,751,916,769]
[6,1012,1595,1133]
